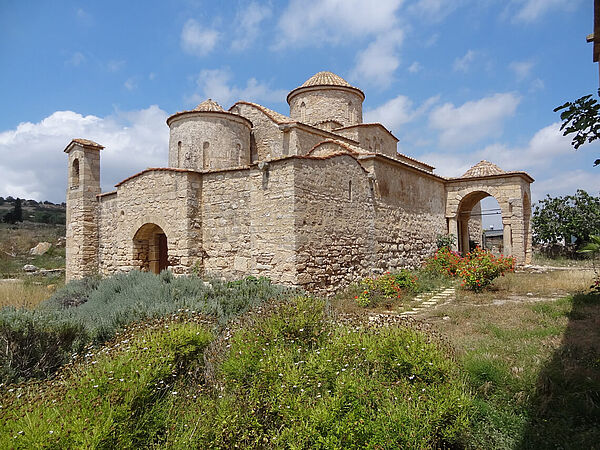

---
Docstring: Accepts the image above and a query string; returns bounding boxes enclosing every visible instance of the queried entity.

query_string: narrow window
[71,158,80,187]
[348,180,352,201]
[177,141,182,166]
[300,102,306,123]
[236,143,242,165]
[203,141,210,169]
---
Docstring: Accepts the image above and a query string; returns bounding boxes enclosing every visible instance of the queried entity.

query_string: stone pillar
[503,223,512,257]
[447,216,458,252]
[64,139,103,281]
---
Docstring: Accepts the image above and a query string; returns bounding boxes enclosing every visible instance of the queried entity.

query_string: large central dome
[300,71,354,88]
[287,71,365,127]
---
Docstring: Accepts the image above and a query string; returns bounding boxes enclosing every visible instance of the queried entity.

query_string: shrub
[355,270,418,307]
[424,247,463,277]
[458,248,515,292]
[0,318,213,448]
[171,296,472,448]
[424,247,515,292]
[0,272,291,384]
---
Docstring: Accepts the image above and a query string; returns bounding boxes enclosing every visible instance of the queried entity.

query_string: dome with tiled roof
[193,98,225,112]
[287,71,365,104]
[461,160,505,178]
[301,71,353,88]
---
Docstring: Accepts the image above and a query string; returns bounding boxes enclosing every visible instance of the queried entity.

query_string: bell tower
[63,138,103,281]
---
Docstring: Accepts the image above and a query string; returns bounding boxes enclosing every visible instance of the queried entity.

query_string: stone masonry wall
[97,170,202,276]
[289,88,363,128]
[168,114,251,170]
[293,155,375,293]
[200,163,297,285]
[365,158,446,270]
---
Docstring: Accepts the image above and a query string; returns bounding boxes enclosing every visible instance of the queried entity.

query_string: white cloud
[124,77,137,91]
[180,19,219,56]
[429,92,520,147]
[365,94,439,133]
[0,107,169,203]
[190,68,287,108]
[107,60,126,72]
[452,49,476,73]
[509,60,534,81]
[350,29,404,87]
[511,0,580,23]
[231,2,272,51]
[408,62,422,74]
[66,52,85,67]
[274,0,404,48]
[477,122,577,170]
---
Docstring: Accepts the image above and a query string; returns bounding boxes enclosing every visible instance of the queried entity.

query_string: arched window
[177,141,182,166]
[300,102,306,123]
[70,158,80,187]
[203,141,210,169]
[348,180,352,201]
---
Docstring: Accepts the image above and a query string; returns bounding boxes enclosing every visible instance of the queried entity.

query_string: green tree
[554,91,600,166]
[533,190,600,246]
[13,198,23,222]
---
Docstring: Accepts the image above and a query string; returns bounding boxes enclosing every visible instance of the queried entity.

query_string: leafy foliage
[424,247,514,292]
[0,272,291,384]
[354,270,418,307]
[532,190,600,246]
[436,233,457,250]
[457,247,515,292]
[554,92,600,166]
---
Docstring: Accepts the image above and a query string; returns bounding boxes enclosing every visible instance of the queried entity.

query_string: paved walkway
[398,287,456,317]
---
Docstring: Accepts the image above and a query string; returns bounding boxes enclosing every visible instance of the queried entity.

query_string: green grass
[0,271,292,384]
[429,292,600,449]
[0,296,473,449]
[0,317,213,448]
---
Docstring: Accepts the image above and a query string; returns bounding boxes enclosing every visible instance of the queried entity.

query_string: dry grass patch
[0,280,58,309]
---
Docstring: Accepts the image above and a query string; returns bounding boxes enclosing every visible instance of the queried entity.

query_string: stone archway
[455,190,508,255]
[445,161,534,265]
[133,223,169,274]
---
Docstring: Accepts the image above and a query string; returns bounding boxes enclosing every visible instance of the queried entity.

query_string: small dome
[193,99,225,112]
[462,161,505,178]
[300,71,354,88]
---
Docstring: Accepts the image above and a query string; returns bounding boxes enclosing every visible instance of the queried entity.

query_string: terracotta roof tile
[461,160,505,178]
[193,98,225,112]
[231,101,293,124]
[301,71,353,88]
[71,138,104,149]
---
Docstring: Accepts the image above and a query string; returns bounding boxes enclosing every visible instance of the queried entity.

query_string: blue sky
[0,0,597,228]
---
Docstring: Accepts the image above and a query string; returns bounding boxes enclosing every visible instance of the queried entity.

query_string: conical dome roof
[301,71,354,88]
[461,160,505,178]
[287,71,364,103]
[193,98,225,112]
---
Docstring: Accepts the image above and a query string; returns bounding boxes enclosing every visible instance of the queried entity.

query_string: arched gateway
[445,161,533,265]
[133,223,169,274]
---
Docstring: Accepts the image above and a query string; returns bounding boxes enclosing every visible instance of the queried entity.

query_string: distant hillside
[0,196,65,225]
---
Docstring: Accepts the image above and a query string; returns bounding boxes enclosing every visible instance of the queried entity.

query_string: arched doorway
[133,223,169,274]
[456,191,505,255]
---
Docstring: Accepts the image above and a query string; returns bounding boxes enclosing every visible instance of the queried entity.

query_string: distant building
[63,72,533,293]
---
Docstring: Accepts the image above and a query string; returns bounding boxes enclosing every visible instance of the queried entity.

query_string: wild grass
[0,271,291,384]
[425,290,600,449]
[455,269,594,305]
[0,278,61,309]
[333,269,451,313]
[0,316,213,448]
[0,296,473,449]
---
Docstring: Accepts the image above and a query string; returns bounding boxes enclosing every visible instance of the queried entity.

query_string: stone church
[64,71,533,293]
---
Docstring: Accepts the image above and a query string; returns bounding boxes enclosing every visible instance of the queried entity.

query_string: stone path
[398,287,456,317]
